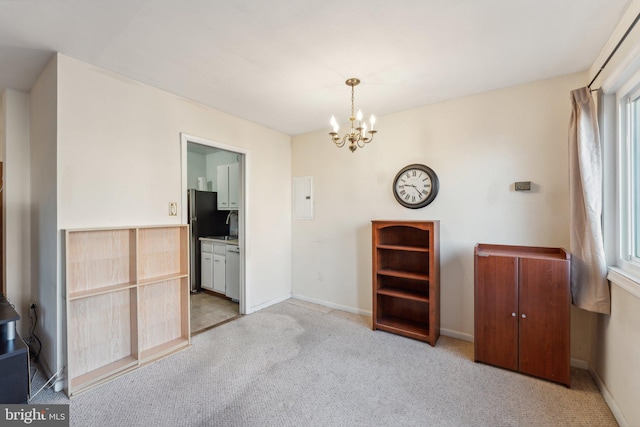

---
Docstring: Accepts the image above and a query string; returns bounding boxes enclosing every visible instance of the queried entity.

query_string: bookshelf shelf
[372,221,440,346]
[65,225,190,396]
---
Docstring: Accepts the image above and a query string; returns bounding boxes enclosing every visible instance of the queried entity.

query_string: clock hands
[399,183,425,201]
[409,184,424,199]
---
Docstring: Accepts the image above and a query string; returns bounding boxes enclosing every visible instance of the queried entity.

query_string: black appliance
[0,294,29,403]
[188,189,229,292]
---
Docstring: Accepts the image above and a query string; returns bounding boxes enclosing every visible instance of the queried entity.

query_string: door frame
[180,133,248,315]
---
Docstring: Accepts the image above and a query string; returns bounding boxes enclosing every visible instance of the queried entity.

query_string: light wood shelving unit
[372,220,440,346]
[65,225,190,396]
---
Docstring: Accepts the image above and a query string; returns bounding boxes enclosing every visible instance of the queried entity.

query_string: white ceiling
[0,0,632,135]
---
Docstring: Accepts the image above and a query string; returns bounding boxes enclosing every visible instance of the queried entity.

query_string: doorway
[180,134,247,335]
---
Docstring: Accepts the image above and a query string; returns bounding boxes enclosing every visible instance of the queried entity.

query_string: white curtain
[569,87,610,314]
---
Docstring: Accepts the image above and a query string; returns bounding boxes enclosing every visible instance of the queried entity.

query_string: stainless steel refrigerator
[188,189,229,292]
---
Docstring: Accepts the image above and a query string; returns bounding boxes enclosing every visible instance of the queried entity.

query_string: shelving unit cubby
[65,225,190,396]
[372,220,440,346]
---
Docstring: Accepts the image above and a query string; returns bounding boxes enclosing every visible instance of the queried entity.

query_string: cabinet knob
[521,314,527,319]
[511,312,516,317]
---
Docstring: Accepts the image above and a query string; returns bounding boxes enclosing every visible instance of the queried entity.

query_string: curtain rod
[588,10,640,89]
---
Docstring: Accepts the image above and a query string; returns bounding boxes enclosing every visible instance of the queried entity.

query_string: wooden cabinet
[217,163,239,210]
[371,220,440,346]
[474,244,571,386]
[65,225,190,396]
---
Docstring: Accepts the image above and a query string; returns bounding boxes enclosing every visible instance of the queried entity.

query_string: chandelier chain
[351,84,355,129]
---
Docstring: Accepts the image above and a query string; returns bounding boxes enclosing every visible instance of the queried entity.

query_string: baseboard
[590,366,628,427]
[33,354,64,394]
[249,293,292,313]
[440,328,474,342]
[291,294,372,316]
[570,358,589,370]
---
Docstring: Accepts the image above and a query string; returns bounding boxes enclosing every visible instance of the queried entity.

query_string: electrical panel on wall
[293,176,314,220]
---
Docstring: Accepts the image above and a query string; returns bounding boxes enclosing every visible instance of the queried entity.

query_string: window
[615,79,640,278]
[632,92,640,262]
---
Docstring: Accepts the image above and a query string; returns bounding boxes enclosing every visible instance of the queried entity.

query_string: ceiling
[0,0,632,136]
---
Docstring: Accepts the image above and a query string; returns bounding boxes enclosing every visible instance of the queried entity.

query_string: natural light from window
[632,93,640,261]
[617,83,640,278]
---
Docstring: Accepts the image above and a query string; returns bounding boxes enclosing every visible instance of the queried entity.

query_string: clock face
[393,164,439,209]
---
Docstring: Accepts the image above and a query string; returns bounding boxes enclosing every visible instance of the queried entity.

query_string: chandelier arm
[340,134,352,148]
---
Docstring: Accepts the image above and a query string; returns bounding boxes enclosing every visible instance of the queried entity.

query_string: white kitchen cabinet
[201,240,231,296]
[213,253,226,294]
[225,245,240,301]
[201,241,214,291]
[217,163,239,210]
[201,252,213,290]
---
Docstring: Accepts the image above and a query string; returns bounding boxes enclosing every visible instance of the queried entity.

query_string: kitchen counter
[200,236,239,245]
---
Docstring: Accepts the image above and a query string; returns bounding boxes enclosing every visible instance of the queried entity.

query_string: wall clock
[392,164,439,209]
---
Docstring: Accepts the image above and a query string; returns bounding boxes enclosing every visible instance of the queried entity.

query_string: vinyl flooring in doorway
[190,291,241,335]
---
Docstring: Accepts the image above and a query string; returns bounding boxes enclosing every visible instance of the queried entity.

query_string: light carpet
[30,299,617,426]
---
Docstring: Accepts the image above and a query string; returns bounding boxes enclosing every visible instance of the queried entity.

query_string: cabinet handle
[511,312,516,317]
[521,314,527,319]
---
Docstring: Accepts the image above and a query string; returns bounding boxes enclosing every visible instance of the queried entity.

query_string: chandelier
[329,78,377,152]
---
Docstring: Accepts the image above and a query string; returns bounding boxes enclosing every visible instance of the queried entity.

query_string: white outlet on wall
[169,202,178,216]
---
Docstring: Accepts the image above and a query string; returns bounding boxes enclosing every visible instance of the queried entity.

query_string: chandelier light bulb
[330,116,339,133]
[357,110,363,121]
[370,114,376,130]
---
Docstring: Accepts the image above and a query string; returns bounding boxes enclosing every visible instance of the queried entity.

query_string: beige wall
[592,283,640,426]
[291,72,593,361]
[29,54,60,383]
[56,53,292,311]
[2,89,32,337]
[28,53,292,390]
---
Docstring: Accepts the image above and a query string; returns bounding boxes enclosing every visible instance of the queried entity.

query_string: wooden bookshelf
[65,225,190,396]
[372,220,440,346]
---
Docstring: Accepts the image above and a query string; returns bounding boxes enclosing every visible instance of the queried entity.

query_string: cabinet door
[217,165,229,210]
[201,253,213,290]
[474,254,518,370]
[228,163,239,210]
[518,258,570,385]
[213,254,226,294]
